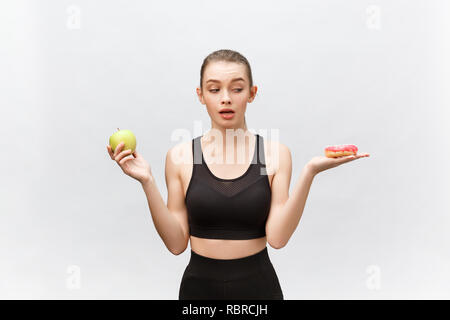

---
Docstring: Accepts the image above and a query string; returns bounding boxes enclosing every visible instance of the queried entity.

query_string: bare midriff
[189,235,268,260]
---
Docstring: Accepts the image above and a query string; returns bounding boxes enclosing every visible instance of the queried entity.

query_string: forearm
[271,164,316,248]
[140,175,186,254]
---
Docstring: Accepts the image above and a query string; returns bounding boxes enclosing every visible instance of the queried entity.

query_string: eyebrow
[206,77,245,84]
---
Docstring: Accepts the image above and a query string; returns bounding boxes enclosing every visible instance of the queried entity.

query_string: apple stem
[117,128,120,131]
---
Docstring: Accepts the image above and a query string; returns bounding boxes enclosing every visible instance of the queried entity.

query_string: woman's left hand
[307,153,370,175]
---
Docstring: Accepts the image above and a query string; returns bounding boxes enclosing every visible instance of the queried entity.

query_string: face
[196,61,257,129]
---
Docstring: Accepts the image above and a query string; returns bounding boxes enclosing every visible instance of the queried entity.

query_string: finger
[107,145,115,160]
[119,154,135,166]
[355,153,370,158]
[115,149,133,162]
[113,142,124,158]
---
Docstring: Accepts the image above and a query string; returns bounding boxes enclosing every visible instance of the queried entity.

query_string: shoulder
[165,139,193,178]
[262,138,292,175]
[263,138,291,161]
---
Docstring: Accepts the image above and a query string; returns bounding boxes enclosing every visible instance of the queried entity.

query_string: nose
[220,90,232,105]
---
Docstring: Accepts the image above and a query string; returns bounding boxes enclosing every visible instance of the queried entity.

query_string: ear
[248,85,258,103]
[196,87,205,105]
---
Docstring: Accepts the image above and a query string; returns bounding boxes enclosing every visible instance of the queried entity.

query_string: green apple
[109,128,137,153]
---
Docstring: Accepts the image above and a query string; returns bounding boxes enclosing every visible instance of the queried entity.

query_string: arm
[266,143,316,249]
[265,144,370,249]
[140,145,190,255]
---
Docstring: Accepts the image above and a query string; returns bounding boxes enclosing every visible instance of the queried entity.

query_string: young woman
[106,49,370,300]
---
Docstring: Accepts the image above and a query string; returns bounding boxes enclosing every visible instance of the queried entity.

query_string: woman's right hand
[107,142,152,183]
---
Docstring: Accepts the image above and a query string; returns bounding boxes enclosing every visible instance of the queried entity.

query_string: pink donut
[324,144,358,158]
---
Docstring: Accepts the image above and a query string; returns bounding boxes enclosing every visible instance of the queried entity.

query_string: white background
[1,0,449,299]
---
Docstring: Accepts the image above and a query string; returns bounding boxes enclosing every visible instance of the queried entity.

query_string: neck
[202,121,255,164]
[205,120,250,144]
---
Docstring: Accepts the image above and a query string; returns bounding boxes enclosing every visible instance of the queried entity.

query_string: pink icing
[325,145,358,152]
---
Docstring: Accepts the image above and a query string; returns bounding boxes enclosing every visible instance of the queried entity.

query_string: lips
[219,108,235,120]
[219,108,235,114]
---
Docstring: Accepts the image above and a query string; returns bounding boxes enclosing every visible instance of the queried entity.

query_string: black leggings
[178,246,284,300]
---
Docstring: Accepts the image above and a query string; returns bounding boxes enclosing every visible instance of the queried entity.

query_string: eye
[208,88,243,93]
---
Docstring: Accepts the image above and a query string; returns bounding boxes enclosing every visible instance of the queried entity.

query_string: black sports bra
[185,133,272,240]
